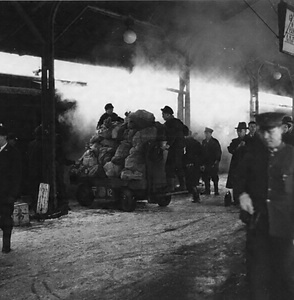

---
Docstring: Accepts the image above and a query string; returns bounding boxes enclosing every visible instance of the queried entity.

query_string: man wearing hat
[226,122,248,204]
[0,125,21,253]
[282,115,294,146]
[96,103,124,129]
[201,127,222,195]
[161,105,186,191]
[235,112,294,300]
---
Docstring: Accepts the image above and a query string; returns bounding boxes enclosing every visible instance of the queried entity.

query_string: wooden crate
[13,202,30,226]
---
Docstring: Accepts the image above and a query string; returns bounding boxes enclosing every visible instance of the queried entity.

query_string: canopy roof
[1,0,294,95]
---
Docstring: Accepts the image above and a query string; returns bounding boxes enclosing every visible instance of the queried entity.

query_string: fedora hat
[235,122,248,130]
[161,106,174,115]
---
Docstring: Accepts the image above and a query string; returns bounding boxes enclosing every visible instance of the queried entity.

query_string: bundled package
[111,141,132,166]
[128,109,155,130]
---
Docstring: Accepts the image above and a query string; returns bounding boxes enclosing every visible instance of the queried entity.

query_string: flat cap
[104,103,114,110]
[161,105,174,115]
[204,127,213,133]
[256,112,285,130]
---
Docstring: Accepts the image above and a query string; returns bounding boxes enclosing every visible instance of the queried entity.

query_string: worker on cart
[161,105,186,192]
[96,103,124,129]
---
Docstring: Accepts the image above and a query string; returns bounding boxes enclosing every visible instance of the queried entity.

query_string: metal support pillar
[177,61,190,128]
[248,69,259,120]
[41,3,59,212]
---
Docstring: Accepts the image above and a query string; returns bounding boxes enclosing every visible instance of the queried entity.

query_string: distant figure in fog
[235,112,294,300]
[201,127,222,195]
[183,126,202,203]
[96,103,124,129]
[226,122,247,205]
[0,125,22,253]
[282,115,294,146]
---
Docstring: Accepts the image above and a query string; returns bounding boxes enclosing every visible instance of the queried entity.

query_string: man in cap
[235,112,294,300]
[96,103,124,129]
[201,127,222,195]
[0,125,21,253]
[161,105,186,191]
[226,122,248,205]
[282,115,294,146]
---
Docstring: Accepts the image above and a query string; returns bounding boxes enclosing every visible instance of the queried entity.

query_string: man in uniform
[161,105,186,191]
[96,103,124,129]
[0,125,21,253]
[201,127,222,195]
[235,112,294,300]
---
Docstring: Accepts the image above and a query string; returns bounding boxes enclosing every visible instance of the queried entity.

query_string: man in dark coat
[235,112,294,300]
[282,115,294,146]
[0,125,22,253]
[201,127,222,195]
[161,105,186,191]
[96,103,124,129]
[183,126,202,202]
[226,122,248,204]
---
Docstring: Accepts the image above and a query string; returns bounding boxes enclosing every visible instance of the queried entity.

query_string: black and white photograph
[0,1,294,299]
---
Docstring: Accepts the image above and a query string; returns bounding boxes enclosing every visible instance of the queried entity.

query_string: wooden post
[184,65,190,129]
[177,76,184,122]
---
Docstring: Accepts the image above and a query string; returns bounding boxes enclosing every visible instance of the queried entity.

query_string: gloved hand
[239,192,254,215]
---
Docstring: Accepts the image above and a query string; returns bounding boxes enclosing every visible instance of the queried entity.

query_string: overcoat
[0,144,22,217]
[235,142,294,238]
[226,137,247,188]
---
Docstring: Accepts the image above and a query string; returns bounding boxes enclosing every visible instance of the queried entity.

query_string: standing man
[161,105,186,192]
[226,122,248,205]
[183,126,202,203]
[282,115,294,146]
[96,103,124,129]
[0,125,21,253]
[235,112,294,300]
[201,127,222,195]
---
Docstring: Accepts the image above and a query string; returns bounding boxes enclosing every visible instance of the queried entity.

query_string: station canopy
[1,0,294,96]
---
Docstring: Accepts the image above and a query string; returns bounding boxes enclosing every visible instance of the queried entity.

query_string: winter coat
[201,137,222,167]
[164,117,185,150]
[235,142,294,239]
[226,137,247,188]
[0,144,22,216]
[97,112,123,128]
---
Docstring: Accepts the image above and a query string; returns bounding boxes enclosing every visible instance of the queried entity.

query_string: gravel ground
[0,175,249,300]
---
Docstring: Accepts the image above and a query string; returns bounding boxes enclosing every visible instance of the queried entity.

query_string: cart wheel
[120,189,136,212]
[76,183,94,207]
[157,195,171,207]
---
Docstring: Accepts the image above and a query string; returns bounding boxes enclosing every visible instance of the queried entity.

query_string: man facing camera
[235,112,294,300]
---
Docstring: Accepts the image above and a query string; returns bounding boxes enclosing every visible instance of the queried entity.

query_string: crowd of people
[1,100,294,300]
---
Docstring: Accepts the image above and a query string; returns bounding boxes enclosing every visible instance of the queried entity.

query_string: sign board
[36,183,50,214]
[278,1,294,56]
